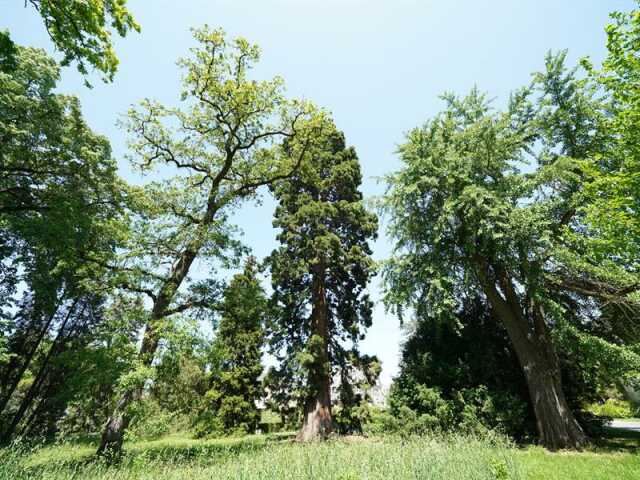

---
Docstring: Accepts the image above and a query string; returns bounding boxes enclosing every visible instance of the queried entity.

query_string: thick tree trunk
[474,257,586,450]
[297,377,332,441]
[501,314,586,450]
[297,262,332,441]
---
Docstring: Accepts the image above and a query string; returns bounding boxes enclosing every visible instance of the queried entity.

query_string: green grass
[1,430,638,480]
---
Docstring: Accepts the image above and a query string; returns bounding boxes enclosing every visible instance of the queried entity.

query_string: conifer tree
[199,258,266,435]
[268,123,378,441]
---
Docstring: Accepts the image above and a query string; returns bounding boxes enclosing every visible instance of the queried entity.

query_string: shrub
[587,398,634,419]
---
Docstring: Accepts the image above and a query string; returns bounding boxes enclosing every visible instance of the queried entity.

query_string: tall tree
[268,123,378,441]
[96,27,323,456]
[382,53,640,449]
[198,258,267,436]
[0,45,124,421]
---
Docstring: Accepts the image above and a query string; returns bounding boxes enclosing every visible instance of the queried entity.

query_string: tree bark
[297,262,332,441]
[474,256,586,450]
[500,309,586,450]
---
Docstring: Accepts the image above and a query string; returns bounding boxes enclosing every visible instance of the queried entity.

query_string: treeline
[1,0,639,457]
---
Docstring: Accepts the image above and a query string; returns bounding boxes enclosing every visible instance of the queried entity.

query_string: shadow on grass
[590,426,640,453]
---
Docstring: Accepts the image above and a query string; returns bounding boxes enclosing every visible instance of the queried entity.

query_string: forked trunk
[97,318,162,457]
[297,262,332,441]
[96,390,135,457]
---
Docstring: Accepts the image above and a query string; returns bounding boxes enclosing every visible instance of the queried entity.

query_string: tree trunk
[297,377,332,441]
[297,262,332,441]
[96,389,135,457]
[96,319,161,456]
[474,257,586,450]
[501,313,586,450]
[0,303,59,415]
[0,300,79,443]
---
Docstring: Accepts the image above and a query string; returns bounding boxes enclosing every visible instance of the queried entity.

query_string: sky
[2,0,636,386]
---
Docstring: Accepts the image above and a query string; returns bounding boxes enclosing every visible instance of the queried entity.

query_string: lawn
[0,429,637,480]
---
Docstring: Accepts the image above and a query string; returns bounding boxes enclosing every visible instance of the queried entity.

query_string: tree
[96,27,323,456]
[0,293,107,442]
[572,3,640,301]
[197,258,267,436]
[268,123,378,441]
[8,0,139,83]
[0,45,124,426]
[382,53,640,449]
[390,296,535,439]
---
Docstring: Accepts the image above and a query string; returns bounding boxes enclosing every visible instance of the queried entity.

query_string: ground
[0,426,638,479]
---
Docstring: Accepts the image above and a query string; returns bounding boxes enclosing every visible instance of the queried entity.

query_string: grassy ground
[0,429,638,480]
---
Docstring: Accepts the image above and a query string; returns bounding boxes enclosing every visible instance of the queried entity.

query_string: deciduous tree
[96,27,323,455]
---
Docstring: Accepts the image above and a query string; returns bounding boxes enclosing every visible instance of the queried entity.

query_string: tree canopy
[8,0,140,83]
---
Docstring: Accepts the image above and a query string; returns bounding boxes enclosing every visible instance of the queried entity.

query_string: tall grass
[0,434,518,480]
[1,432,638,480]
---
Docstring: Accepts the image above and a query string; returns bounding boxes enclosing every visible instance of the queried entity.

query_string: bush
[382,378,532,439]
[587,398,635,419]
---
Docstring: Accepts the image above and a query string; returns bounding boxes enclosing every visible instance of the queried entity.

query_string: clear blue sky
[3,0,635,386]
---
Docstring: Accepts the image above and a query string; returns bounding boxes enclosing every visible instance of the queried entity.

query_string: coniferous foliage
[390,297,535,439]
[382,54,640,449]
[197,259,267,436]
[268,122,378,440]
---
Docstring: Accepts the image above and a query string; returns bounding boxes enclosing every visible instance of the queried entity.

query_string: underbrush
[587,398,637,419]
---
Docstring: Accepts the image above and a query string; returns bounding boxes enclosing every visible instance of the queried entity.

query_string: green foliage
[388,297,534,439]
[267,121,378,418]
[579,4,640,266]
[125,399,187,442]
[18,0,140,83]
[196,259,267,437]
[587,398,635,419]
[334,354,381,434]
[0,45,124,295]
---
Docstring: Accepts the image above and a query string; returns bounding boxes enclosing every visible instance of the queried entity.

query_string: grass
[0,428,638,480]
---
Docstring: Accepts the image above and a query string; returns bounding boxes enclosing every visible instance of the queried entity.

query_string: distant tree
[8,0,139,83]
[268,123,378,441]
[96,27,323,456]
[197,258,267,436]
